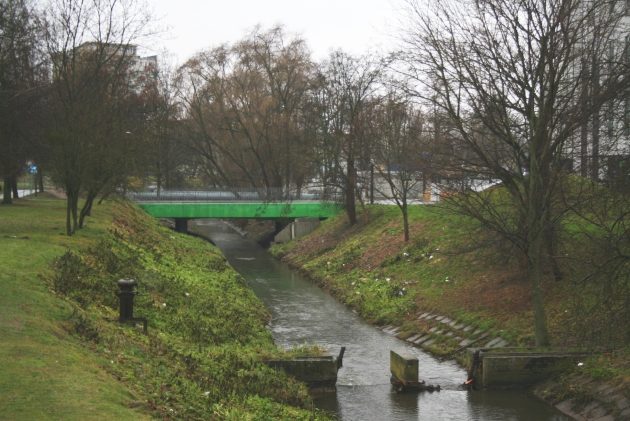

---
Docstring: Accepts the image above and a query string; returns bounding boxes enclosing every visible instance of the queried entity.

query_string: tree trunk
[528,232,551,347]
[544,219,562,281]
[71,195,79,233]
[402,202,410,242]
[37,170,44,193]
[527,163,551,347]
[370,164,374,204]
[11,176,19,199]
[98,190,111,204]
[156,161,162,195]
[66,190,80,236]
[2,177,12,204]
[66,194,73,236]
[72,195,79,232]
[78,191,96,228]
[345,158,357,225]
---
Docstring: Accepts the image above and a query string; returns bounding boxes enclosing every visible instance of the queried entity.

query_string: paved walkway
[7,189,67,200]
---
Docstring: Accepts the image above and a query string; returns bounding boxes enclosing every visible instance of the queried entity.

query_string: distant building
[52,42,157,94]
[129,53,158,94]
[566,1,630,184]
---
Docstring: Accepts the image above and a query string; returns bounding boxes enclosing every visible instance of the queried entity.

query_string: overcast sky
[147,0,407,65]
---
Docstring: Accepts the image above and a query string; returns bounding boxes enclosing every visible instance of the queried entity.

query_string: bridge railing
[127,189,341,202]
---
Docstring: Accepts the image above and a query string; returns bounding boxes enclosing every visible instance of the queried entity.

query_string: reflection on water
[192,220,568,421]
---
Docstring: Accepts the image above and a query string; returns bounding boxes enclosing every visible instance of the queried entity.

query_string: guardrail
[127,189,341,202]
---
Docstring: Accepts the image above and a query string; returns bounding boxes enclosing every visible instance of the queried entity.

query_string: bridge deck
[137,201,342,219]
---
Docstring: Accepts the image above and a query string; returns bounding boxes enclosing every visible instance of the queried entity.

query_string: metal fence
[126,189,337,202]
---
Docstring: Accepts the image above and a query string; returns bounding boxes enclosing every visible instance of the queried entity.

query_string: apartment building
[567,0,630,183]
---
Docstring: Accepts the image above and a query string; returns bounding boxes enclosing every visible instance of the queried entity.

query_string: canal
[192,220,568,421]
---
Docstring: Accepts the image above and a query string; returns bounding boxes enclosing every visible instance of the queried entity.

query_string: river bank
[269,204,629,419]
[0,195,330,420]
[192,219,565,420]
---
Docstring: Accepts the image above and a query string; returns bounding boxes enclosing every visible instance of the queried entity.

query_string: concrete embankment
[534,373,630,420]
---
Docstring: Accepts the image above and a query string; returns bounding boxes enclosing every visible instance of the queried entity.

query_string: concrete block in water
[265,355,340,389]
[390,350,419,384]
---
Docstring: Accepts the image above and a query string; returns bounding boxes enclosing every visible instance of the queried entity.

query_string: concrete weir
[389,350,441,393]
[467,348,591,389]
[264,347,345,390]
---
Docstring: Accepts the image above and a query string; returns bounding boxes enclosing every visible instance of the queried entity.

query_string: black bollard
[117,278,137,322]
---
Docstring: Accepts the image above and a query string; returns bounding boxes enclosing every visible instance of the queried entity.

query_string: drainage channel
[192,220,568,421]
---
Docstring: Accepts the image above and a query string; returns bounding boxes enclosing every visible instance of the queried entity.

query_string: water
[192,220,568,421]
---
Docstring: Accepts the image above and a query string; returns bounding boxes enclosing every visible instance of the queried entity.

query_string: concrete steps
[381,310,510,356]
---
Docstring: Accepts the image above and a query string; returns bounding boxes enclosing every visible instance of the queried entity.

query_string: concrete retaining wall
[473,349,590,388]
[274,218,320,243]
[264,355,339,388]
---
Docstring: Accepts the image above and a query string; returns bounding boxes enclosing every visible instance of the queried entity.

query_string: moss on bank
[1,195,330,420]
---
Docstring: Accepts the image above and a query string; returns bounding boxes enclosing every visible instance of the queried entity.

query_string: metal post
[117,278,137,322]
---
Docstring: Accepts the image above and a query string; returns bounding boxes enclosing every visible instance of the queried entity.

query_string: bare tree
[138,64,188,193]
[178,26,316,199]
[44,0,152,235]
[0,0,44,204]
[401,0,630,346]
[315,51,384,224]
[370,90,428,241]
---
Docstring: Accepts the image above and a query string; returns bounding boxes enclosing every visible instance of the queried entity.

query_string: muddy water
[192,220,568,421]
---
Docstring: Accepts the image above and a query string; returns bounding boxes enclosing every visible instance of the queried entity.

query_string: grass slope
[0,195,149,420]
[271,204,629,396]
[273,205,531,336]
[1,195,330,420]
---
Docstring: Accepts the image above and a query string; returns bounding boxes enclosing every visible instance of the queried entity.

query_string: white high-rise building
[567,1,630,182]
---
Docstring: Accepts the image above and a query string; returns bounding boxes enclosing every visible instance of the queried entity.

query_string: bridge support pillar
[174,218,188,233]
[273,218,320,243]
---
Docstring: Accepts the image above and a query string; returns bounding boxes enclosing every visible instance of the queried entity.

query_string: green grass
[0,196,149,420]
[272,204,495,326]
[1,195,331,420]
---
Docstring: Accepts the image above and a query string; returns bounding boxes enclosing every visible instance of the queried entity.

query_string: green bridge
[137,201,342,220]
